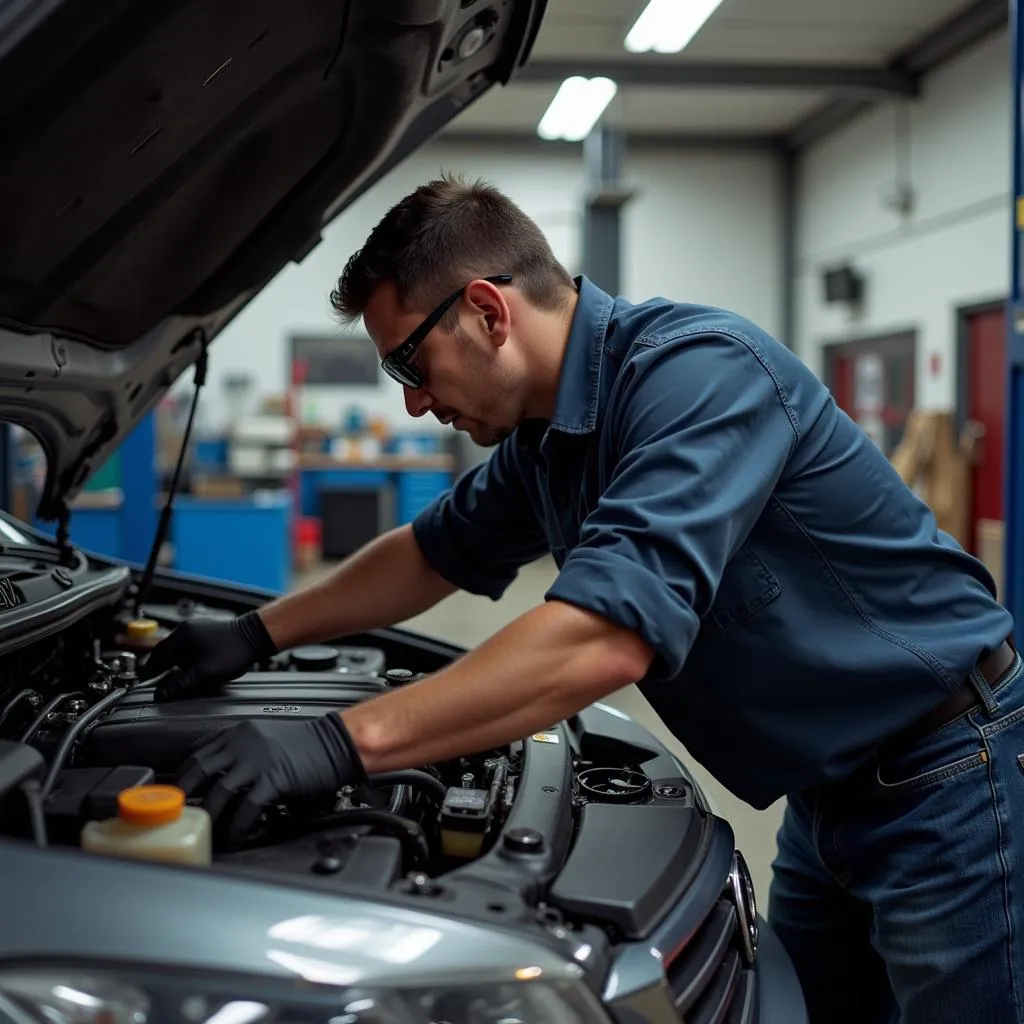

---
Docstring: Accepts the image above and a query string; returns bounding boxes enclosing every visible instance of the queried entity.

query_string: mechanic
[143,174,1022,1024]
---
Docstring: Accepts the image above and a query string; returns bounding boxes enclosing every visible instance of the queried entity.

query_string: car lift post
[1007,0,1024,633]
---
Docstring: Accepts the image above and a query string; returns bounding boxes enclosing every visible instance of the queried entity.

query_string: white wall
[623,148,781,331]
[191,140,782,434]
[795,29,1012,410]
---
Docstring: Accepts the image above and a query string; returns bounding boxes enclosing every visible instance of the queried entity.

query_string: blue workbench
[33,490,123,556]
[171,492,293,593]
[297,454,454,526]
[32,411,158,562]
[33,489,294,594]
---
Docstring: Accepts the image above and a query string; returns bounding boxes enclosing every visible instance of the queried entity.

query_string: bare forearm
[258,525,457,650]
[341,600,654,773]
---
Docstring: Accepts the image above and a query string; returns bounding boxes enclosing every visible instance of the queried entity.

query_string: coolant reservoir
[81,785,211,866]
[114,617,169,652]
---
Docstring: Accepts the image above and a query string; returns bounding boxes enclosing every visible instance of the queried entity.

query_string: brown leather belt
[885,639,1017,753]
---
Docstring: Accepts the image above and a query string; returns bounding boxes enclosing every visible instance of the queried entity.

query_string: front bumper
[600,813,806,1024]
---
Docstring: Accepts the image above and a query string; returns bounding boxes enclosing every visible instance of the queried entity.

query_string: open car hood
[0,0,546,520]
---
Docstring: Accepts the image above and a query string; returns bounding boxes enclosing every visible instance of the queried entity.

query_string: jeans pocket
[875,657,1024,795]
[979,655,1024,738]
[874,748,989,793]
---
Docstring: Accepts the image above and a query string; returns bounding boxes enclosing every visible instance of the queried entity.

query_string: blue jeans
[767,651,1024,1024]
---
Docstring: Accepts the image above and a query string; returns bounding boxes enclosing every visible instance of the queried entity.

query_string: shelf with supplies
[295,452,455,560]
[296,452,455,472]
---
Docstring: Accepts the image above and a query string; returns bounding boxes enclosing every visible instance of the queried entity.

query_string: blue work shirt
[412,276,1012,808]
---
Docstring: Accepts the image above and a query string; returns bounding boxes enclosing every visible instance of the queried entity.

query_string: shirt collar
[515,275,614,457]
[549,274,614,435]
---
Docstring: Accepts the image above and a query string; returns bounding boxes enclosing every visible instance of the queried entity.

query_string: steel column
[582,126,633,296]
[437,130,782,152]
[779,145,797,348]
[517,59,918,96]
[1007,0,1024,630]
[118,410,157,565]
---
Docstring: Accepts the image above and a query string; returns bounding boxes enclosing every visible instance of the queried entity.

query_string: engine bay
[0,556,712,945]
[0,593,523,881]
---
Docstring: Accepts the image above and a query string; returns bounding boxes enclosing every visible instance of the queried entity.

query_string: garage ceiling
[529,0,975,62]
[439,0,1007,149]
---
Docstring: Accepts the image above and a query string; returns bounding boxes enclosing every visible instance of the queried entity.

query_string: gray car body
[0,701,804,1024]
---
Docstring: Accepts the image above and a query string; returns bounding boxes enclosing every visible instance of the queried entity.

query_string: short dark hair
[330,172,575,330]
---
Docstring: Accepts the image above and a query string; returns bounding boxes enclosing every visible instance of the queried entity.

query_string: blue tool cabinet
[171,493,292,593]
[397,471,452,524]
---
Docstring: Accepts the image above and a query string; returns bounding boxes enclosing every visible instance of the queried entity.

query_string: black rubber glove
[140,611,278,701]
[174,712,366,845]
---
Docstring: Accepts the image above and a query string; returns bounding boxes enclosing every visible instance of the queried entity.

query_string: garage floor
[297,556,786,906]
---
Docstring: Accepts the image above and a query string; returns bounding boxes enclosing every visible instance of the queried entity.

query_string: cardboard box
[890,411,974,549]
[977,519,1005,599]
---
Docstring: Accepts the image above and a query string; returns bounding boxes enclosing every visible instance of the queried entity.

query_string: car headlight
[0,964,611,1024]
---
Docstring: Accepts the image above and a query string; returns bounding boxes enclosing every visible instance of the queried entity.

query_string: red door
[826,333,916,456]
[831,352,855,414]
[966,308,1006,553]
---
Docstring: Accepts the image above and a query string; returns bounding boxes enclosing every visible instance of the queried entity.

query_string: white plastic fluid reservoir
[81,784,211,866]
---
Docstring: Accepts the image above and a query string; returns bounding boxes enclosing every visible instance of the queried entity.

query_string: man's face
[363,279,523,447]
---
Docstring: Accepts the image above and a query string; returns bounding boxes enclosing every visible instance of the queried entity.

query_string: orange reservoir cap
[125,618,159,639]
[118,785,185,827]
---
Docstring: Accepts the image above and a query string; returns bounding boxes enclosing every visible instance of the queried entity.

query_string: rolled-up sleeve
[546,333,799,679]
[412,438,550,600]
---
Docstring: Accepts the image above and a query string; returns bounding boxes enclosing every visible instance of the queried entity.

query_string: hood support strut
[132,335,209,617]
[53,502,72,566]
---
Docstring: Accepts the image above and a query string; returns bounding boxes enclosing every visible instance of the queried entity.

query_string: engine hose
[39,687,129,801]
[298,808,431,869]
[19,692,81,744]
[22,780,47,848]
[0,689,38,730]
[370,769,448,805]
[350,781,408,815]
[386,785,409,815]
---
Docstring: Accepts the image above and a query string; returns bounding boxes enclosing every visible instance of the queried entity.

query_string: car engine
[0,560,704,903]
[0,602,513,886]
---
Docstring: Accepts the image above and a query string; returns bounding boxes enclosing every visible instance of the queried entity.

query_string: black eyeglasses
[381,274,512,389]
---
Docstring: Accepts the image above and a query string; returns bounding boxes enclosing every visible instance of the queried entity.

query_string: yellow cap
[118,785,185,826]
[126,618,159,639]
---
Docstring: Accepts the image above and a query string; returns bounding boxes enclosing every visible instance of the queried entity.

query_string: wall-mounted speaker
[822,264,864,305]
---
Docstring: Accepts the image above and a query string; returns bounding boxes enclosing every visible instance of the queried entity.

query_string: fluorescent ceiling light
[537,76,618,142]
[625,0,725,54]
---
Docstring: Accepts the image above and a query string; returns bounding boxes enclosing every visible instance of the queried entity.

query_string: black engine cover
[83,673,390,776]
